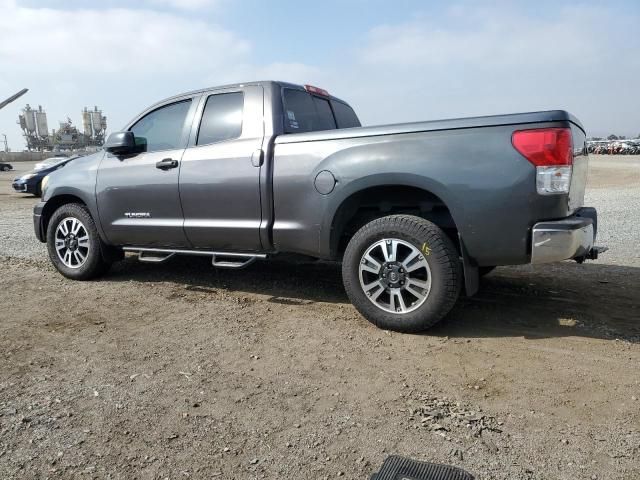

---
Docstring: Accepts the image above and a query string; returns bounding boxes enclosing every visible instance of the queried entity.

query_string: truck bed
[275,110,585,144]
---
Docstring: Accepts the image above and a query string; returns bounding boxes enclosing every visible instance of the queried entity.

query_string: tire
[342,214,462,333]
[1,166,7,171]
[46,203,111,280]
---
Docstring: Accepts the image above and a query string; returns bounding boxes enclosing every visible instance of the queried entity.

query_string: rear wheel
[342,215,462,332]
[46,203,111,280]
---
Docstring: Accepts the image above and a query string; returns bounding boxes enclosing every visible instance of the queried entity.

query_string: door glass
[130,100,192,153]
[197,92,244,145]
[282,88,337,133]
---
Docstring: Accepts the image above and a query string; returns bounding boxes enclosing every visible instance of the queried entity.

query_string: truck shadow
[107,257,640,343]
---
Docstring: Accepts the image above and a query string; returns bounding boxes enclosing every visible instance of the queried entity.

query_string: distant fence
[0,151,64,162]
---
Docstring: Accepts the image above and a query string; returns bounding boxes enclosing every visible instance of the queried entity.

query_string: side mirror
[104,131,136,155]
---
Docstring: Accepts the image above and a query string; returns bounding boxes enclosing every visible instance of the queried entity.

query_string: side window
[282,89,316,133]
[311,97,337,130]
[331,100,361,128]
[282,88,337,133]
[197,92,244,145]
[129,100,191,153]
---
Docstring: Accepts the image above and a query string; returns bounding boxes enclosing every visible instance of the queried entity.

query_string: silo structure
[91,107,104,135]
[23,105,36,133]
[35,106,49,138]
[82,107,93,138]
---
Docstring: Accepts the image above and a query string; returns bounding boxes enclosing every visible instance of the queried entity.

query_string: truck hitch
[575,245,608,264]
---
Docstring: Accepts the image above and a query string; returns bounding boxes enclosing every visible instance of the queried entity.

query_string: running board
[138,251,176,263]
[123,247,267,269]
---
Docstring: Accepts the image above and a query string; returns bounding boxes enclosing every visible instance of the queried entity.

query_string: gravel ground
[585,155,640,266]
[0,156,639,480]
[0,162,46,260]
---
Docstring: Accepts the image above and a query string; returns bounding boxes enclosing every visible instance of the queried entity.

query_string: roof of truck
[155,80,349,106]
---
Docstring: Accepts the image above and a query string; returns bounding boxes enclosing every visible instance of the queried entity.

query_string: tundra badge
[124,212,151,218]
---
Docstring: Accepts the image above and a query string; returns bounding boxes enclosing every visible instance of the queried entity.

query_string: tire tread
[342,214,461,332]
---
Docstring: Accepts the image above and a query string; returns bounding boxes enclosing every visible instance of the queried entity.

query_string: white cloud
[341,4,640,136]
[146,0,220,10]
[0,1,251,145]
[360,6,608,69]
[0,3,249,74]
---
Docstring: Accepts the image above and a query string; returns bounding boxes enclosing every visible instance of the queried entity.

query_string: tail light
[512,128,573,195]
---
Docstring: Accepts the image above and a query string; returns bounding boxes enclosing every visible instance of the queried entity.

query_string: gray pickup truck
[33,80,603,332]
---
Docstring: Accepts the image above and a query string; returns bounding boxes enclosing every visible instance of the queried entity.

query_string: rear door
[96,96,198,247]
[179,85,264,251]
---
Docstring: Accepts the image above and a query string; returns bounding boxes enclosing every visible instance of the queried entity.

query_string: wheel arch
[41,190,107,244]
[325,174,463,261]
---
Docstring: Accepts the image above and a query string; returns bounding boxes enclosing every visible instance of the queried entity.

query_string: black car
[12,155,81,196]
[0,161,13,171]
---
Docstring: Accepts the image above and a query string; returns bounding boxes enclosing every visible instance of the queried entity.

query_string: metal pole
[1,134,8,153]
[0,88,29,111]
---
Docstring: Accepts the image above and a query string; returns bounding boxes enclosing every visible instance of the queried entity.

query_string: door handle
[155,158,179,170]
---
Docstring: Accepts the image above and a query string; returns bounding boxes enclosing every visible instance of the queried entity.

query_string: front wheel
[342,215,462,332]
[46,203,111,280]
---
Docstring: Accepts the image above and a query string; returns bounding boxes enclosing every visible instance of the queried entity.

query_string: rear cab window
[282,88,360,134]
[331,100,360,129]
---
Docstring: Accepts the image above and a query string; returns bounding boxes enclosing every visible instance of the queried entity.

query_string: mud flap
[458,234,479,297]
[370,455,474,480]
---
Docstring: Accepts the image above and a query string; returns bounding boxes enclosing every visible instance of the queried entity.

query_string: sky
[1,0,639,149]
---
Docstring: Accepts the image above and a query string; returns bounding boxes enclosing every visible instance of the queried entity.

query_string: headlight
[21,173,36,180]
[41,174,50,193]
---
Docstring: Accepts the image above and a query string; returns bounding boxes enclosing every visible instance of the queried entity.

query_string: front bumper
[12,181,29,193]
[531,207,599,264]
[33,202,46,243]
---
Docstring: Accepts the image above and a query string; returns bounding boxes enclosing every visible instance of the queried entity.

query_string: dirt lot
[0,157,639,480]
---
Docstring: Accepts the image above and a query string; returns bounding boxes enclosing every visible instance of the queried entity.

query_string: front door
[96,97,198,247]
[179,86,264,250]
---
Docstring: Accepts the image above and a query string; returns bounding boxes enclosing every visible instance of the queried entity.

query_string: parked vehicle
[0,161,13,171]
[33,81,604,332]
[34,156,69,171]
[13,155,81,196]
[587,139,640,155]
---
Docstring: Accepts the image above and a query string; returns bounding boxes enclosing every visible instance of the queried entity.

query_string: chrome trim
[531,221,594,264]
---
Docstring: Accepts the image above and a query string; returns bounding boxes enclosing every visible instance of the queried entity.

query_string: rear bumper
[531,207,598,264]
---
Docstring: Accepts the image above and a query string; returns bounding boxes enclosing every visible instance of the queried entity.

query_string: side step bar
[123,247,267,269]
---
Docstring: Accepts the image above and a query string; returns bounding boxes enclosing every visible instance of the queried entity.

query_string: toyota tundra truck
[33,81,604,332]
